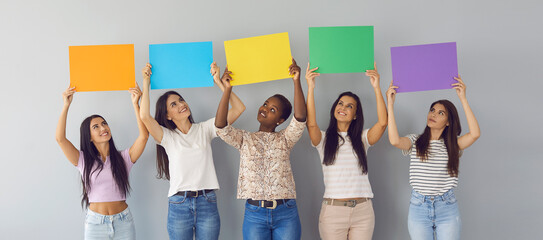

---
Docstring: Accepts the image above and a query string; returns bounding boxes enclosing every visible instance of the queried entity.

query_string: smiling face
[334,96,358,124]
[89,117,111,143]
[427,103,449,129]
[257,96,284,127]
[165,94,191,122]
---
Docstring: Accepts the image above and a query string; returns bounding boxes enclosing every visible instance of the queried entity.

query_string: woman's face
[334,96,357,123]
[427,103,449,129]
[165,94,191,122]
[257,96,284,126]
[89,117,111,143]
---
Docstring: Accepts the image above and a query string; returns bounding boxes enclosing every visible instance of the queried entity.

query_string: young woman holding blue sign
[386,77,480,240]
[55,84,149,240]
[305,63,387,240]
[215,59,307,240]
[139,62,245,240]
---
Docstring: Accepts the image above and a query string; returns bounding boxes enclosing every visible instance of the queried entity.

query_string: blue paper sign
[149,42,214,89]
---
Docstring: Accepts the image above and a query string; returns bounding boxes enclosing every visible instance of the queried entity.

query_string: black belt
[175,189,213,197]
[247,199,290,209]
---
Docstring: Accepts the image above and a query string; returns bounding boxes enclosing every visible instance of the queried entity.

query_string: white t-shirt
[158,118,220,197]
[313,129,373,199]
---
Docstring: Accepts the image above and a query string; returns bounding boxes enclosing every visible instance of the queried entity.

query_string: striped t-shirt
[402,134,461,196]
[313,129,373,199]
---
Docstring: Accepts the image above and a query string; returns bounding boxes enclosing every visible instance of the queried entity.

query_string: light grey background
[1,0,542,239]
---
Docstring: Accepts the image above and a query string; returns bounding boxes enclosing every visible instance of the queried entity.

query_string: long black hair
[323,92,368,174]
[79,115,130,208]
[154,91,194,180]
[415,100,461,177]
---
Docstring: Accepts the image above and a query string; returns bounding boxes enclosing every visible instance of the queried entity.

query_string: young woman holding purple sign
[139,62,245,240]
[386,76,480,240]
[55,83,149,239]
[305,63,387,240]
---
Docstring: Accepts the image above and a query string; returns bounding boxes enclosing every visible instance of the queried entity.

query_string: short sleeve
[216,125,245,149]
[362,129,371,150]
[282,117,306,149]
[312,130,326,149]
[159,126,174,148]
[402,134,419,156]
[120,149,134,171]
[75,151,85,173]
[203,117,218,139]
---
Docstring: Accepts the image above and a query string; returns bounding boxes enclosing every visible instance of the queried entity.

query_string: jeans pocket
[169,194,187,204]
[205,191,217,203]
[445,195,458,205]
[285,199,297,209]
[245,201,260,213]
[410,196,423,206]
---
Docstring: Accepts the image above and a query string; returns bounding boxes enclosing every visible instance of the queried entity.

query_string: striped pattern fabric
[402,134,460,196]
[313,129,373,199]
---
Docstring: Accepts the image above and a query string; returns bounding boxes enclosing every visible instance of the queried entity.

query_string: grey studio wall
[1,0,542,239]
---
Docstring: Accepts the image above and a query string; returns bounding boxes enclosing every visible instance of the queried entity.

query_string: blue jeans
[85,207,135,240]
[243,199,301,240]
[408,189,461,240]
[167,190,220,240]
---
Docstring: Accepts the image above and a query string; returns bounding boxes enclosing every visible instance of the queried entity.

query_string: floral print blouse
[216,118,305,200]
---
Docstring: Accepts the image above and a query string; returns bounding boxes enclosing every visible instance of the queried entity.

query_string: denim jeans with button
[408,189,461,240]
[167,190,220,240]
[85,207,135,240]
[242,199,301,240]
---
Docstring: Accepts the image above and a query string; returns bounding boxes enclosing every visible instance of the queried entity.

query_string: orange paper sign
[69,44,135,92]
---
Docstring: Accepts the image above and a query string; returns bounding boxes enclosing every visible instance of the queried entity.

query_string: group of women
[56,58,480,240]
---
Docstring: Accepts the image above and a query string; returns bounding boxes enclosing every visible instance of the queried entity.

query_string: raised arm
[211,62,245,124]
[366,63,388,145]
[139,63,164,143]
[453,76,480,150]
[386,82,412,150]
[290,58,307,122]
[128,82,149,163]
[55,87,80,166]
[305,63,322,146]
[215,67,233,129]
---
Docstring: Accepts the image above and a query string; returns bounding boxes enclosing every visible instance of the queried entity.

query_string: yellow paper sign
[224,32,292,86]
[69,44,135,92]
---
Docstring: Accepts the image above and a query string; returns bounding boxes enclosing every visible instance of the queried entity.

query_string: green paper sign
[309,26,374,73]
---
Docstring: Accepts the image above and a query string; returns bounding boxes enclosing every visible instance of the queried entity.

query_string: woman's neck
[337,121,350,132]
[174,118,192,134]
[430,128,445,140]
[94,142,110,161]
[258,124,276,132]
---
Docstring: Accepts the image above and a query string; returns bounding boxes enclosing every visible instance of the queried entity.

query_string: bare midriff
[89,201,128,215]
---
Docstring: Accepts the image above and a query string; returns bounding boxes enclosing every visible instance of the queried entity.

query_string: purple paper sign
[391,42,458,93]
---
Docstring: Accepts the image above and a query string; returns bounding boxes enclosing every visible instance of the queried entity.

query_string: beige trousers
[318,199,375,240]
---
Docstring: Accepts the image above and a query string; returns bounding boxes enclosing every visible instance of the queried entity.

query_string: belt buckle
[264,200,277,209]
[348,200,357,208]
[193,191,199,197]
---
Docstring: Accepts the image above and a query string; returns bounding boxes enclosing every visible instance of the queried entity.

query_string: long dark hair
[323,92,368,174]
[79,115,130,208]
[415,100,461,177]
[154,91,194,180]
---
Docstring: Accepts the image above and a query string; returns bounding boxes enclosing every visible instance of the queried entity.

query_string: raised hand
[386,81,399,105]
[62,87,76,106]
[211,62,221,80]
[129,82,142,106]
[289,58,301,81]
[452,76,466,99]
[305,63,320,89]
[365,62,380,89]
[142,63,152,84]
[220,66,233,89]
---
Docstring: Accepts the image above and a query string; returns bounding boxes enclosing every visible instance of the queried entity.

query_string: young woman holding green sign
[386,76,480,240]
[139,62,245,240]
[305,63,387,240]
[55,84,149,240]
[215,59,306,240]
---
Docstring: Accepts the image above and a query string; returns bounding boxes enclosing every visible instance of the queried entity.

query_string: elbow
[472,131,481,141]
